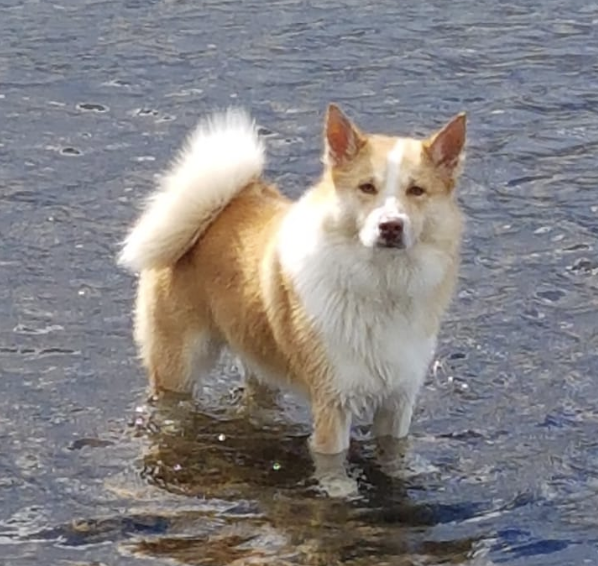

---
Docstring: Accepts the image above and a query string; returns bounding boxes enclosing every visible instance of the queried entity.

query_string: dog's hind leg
[236,359,279,410]
[139,323,222,398]
[133,274,222,397]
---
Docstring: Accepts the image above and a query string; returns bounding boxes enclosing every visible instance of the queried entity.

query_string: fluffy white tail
[118,108,265,272]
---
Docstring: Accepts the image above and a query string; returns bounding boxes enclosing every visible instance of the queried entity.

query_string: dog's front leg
[309,400,352,455]
[372,391,416,440]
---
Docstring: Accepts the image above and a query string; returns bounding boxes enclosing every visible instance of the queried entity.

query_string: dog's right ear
[325,104,366,167]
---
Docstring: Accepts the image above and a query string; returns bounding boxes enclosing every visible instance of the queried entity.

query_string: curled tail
[118,108,265,272]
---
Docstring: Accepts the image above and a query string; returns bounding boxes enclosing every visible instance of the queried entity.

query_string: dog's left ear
[324,104,366,167]
[425,113,466,179]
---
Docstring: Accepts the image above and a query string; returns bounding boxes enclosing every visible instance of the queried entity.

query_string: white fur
[359,196,414,249]
[359,140,414,248]
[384,139,406,196]
[119,108,265,272]
[278,200,445,436]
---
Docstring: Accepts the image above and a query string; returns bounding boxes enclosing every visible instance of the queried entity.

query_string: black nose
[379,219,404,242]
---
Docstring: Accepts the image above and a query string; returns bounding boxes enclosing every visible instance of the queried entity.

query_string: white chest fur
[277,207,448,415]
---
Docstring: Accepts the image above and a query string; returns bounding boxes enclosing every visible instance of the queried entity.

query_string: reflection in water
[125,399,482,565]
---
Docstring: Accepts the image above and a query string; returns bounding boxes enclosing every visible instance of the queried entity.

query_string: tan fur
[134,183,347,453]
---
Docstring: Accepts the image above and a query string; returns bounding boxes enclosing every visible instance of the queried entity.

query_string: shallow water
[2,0,598,564]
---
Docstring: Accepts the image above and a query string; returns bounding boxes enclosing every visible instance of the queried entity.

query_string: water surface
[1,0,598,564]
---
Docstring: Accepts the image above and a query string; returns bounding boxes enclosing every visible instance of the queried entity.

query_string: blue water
[1,0,598,564]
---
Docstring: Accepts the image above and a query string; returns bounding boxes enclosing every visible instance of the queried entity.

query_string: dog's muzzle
[377,218,405,249]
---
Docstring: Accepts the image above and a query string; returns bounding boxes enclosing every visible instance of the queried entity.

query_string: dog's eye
[407,185,426,196]
[358,182,377,195]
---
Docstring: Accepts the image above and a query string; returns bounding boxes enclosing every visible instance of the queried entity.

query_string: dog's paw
[311,451,360,499]
[315,471,360,499]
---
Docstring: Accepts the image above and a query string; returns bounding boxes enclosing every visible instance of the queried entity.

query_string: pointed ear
[324,104,366,167]
[425,113,466,178]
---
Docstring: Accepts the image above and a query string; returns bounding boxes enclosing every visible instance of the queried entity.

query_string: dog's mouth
[376,238,406,250]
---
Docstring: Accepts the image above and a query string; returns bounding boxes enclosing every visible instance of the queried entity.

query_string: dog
[119,104,466,459]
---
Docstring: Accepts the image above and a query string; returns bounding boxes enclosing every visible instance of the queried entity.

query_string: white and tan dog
[119,104,466,457]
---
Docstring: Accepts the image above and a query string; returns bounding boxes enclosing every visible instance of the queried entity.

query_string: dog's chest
[314,284,435,402]
[287,247,439,406]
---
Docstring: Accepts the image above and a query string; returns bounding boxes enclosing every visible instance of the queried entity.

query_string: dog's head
[320,104,466,250]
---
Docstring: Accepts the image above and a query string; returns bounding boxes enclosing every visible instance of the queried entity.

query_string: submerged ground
[1,0,598,564]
